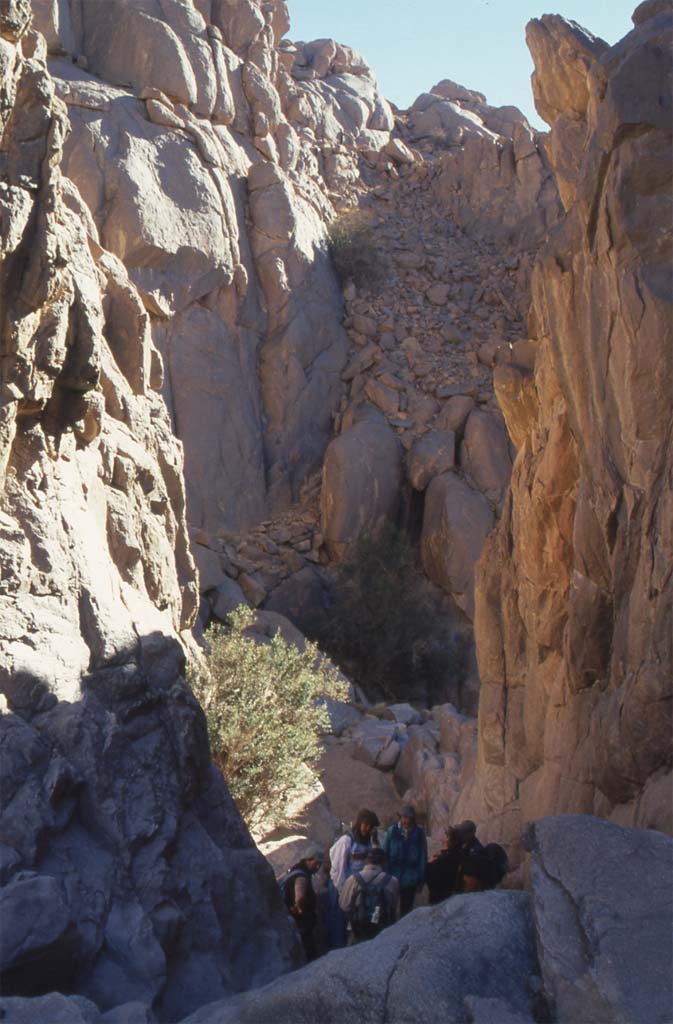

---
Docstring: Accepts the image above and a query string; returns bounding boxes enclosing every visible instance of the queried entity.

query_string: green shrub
[327,211,388,291]
[188,607,348,830]
[314,524,471,706]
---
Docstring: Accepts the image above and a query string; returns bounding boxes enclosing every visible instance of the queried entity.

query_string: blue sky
[286,1,638,129]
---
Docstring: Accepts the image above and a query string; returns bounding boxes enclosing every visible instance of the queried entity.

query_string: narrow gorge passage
[0,0,670,1020]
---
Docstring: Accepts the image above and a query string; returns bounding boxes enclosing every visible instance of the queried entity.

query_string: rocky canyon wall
[29,0,559,620]
[30,0,397,559]
[2,0,671,1014]
[457,1,673,860]
[0,5,300,1017]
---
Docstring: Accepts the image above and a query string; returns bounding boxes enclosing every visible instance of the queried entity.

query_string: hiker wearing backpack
[327,809,380,949]
[279,845,324,961]
[383,805,427,916]
[339,847,399,944]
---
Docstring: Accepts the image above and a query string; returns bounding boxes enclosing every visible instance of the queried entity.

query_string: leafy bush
[327,211,388,291]
[315,524,472,706]
[189,607,348,829]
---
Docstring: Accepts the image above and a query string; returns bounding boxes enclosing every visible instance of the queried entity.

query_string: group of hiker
[280,805,508,960]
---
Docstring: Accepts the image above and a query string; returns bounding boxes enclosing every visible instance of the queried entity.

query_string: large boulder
[264,566,335,637]
[0,875,74,985]
[321,421,402,560]
[407,430,456,491]
[459,409,512,506]
[393,722,440,796]
[317,740,401,834]
[525,816,673,1024]
[349,718,401,771]
[421,473,494,620]
[0,657,301,1019]
[185,892,542,1023]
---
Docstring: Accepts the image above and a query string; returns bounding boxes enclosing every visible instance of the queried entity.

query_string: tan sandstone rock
[459,4,673,853]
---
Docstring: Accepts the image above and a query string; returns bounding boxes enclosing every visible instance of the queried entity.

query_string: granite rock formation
[30,0,396,552]
[193,818,673,1024]
[0,4,196,704]
[455,3,673,859]
[0,656,301,1019]
[185,890,543,1024]
[2,817,670,1023]
[525,816,673,1024]
[29,0,558,629]
[2,0,672,1018]
[0,5,300,1018]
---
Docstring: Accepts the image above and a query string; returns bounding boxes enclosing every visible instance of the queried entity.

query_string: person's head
[455,820,477,846]
[366,847,386,868]
[442,826,461,852]
[399,805,416,830]
[354,809,380,839]
[302,845,324,874]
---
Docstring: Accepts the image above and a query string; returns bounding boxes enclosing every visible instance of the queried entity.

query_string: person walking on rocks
[328,809,380,948]
[280,845,323,961]
[339,847,399,944]
[383,805,427,916]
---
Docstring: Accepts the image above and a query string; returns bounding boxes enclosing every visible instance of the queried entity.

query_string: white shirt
[329,833,353,892]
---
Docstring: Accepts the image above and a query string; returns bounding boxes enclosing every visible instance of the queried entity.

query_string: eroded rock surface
[3,0,671,1018]
[0,2,195,705]
[525,816,673,1024]
[0,660,301,1018]
[31,0,397,539]
[0,7,299,1018]
[30,0,559,630]
[457,4,673,857]
[185,891,542,1024]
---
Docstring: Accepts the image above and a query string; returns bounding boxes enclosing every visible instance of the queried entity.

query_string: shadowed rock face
[0,643,301,1020]
[525,816,673,1024]
[456,5,673,857]
[184,890,543,1024]
[2,816,669,1024]
[0,7,300,1017]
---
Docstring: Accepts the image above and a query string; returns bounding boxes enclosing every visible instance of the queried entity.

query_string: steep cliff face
[30,0,562,618]
[458,2,672,857]
[0,2,196,702]
[30,0,398,559]
[0,6,299,1017]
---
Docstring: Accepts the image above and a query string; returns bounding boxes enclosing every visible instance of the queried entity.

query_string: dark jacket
[383,822,427,889]
[283,863,317,932]
[426,848,461,904]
